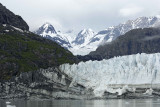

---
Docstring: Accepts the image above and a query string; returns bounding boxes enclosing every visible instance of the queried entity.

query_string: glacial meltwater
[1,99,160,107]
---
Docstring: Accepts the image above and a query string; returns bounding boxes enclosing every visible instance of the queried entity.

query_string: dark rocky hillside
[0,3,77,80]
[0,3,29,30]
[0,25,78,80]
[78,28,160,61]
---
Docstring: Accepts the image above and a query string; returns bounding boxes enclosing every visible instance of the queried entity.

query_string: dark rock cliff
[0,3,29,30]
[0,67,90,99]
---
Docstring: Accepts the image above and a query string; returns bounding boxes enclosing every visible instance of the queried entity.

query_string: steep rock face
[78,28,160,61]
[0,3,29,30]
[0,67,89,99]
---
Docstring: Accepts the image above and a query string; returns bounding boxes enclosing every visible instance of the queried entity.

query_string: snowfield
[60,53,160,96]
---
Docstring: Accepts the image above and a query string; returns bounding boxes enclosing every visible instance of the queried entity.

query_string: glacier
[60,53,160,96]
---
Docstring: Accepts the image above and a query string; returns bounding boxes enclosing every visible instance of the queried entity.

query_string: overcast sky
[1,0,160,32]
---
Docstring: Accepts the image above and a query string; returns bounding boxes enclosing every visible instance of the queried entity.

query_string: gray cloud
[1,0,160,33]
[119,5,144,17]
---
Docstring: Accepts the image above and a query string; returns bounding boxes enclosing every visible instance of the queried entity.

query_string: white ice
[144,88,153,95]
[60,53,160,96]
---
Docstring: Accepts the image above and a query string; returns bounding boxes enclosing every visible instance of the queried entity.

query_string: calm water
[1,99,160,107]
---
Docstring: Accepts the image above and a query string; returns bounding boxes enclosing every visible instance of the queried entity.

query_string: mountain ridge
[77,27,160,61]
[0,3,29,31]
[35,16,160,55]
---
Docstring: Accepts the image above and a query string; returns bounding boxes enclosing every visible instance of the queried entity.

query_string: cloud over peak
[119,5,144,17]
[1,0,160,32]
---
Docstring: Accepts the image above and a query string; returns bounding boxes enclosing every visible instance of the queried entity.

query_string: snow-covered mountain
[35,23,72,48]
[35,22,57,36]
[60,53,160,96]
[63,29,77,44]
[94,16,160,45]
[35,16,160,55]
[69,29,96,55]
[70,16,160,55]
[35,24,96,55]
[72,29,95,46]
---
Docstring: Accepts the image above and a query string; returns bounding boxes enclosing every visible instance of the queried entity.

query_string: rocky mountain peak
[35,22,57,35]
[80,29,94,35]
[0,3,29,30]
[73,28,95,45]
[35,23,72,49]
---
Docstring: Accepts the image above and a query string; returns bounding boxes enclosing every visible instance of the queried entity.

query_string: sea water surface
[1,99,160,107]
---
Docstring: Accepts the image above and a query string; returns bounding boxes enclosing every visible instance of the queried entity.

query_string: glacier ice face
[60,53,160,96]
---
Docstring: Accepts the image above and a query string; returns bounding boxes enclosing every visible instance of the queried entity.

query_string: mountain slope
[0,25,77,80]
[78,27,160,61]
[72,29,95,46]
[93,16,160,45]
[0,4,77,80]
[69,29,96,55]
[35,23,72,49]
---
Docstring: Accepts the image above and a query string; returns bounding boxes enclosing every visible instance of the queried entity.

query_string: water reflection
[7,105,16,107]
[1,99,160,107]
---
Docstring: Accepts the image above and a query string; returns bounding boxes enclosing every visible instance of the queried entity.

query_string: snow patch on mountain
[63,29,77,43]
[60,53,160,96]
